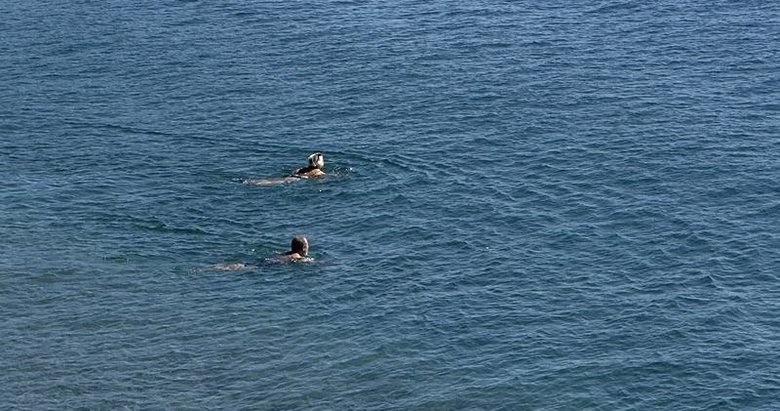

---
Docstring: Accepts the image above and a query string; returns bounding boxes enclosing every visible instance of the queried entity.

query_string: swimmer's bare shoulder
[273,253,314,263]
[294,168,325,178]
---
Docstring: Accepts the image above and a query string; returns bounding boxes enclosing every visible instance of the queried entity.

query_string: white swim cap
[307,152,324,168]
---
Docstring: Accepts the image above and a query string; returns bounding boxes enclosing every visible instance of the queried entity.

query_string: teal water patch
[1,0,779,409]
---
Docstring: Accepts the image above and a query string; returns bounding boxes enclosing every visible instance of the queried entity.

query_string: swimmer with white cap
[241,153,325,186]
[293,152,325,178]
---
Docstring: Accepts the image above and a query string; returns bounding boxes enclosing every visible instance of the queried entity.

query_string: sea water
[1,1,779,409]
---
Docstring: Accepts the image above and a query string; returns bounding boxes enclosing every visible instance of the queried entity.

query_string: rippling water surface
[2,1,779,409]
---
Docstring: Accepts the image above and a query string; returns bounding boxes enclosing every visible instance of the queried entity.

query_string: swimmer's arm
[242,177,299,186]
[205,263,257,272]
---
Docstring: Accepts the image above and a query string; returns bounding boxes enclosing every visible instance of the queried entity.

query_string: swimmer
[241,152,325,186]
[293,152,325,178]
[281,236,311,261]
[201,236,313,271]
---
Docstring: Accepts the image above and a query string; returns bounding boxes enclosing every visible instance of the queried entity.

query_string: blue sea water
[2,0,779,409]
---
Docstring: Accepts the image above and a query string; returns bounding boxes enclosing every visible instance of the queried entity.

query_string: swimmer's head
[291,236,309,256]
[307,153,324,169]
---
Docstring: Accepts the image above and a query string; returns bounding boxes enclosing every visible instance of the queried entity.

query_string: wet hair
[291,236,308,254]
